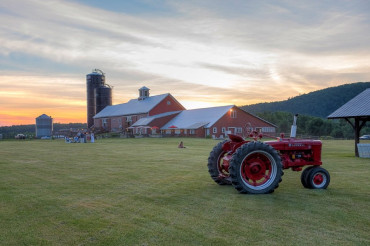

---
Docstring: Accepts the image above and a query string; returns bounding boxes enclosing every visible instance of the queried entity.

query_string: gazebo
[327,88,370,157]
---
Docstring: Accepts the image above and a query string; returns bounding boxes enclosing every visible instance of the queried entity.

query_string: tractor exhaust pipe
[290,114,298,138]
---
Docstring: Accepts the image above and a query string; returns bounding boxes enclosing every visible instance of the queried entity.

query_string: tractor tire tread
[229,141,283,194]
[207,140,231,185]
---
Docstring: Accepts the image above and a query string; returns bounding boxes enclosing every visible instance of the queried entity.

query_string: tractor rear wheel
[208,140,231,185]
[301,166,315,188]
[230,142,283,194]
[307,167,330,189]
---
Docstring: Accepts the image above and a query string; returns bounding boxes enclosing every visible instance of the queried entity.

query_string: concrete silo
[36,114,53,138]
[95,85,112,113]
[86,69,112,128]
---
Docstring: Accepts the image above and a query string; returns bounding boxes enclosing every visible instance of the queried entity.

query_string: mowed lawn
[0,138,369,245]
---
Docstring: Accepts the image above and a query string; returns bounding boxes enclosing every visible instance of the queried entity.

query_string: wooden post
[354,118,360,157]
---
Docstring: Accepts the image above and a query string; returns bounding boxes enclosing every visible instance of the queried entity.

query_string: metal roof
[327,88,370,119]
[161,105,234,130]
[36,114,52,119]
[131,111,181,126]
[93,93,169,118]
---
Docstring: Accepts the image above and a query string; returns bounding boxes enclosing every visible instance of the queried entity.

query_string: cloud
[0,0,369,125]
[169,0,370,55]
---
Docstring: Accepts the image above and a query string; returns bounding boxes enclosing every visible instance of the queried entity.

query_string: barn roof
[327,88,370,119]
[161,105,234,130]
[93,93,170,118]
[131,111,181,126]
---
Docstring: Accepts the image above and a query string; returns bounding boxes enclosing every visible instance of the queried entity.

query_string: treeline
[256,111,369,139]
[242,82,370,118]
[0,123,87,139]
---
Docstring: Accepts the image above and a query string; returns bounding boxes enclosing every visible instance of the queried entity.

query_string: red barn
[160,105,276,138]
[93,87,185,132]
[93,87,276,138]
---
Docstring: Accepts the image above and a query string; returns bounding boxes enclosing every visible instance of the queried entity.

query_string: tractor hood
[264,138,322,151]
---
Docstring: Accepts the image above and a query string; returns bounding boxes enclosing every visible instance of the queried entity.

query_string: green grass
[0,138,369,245]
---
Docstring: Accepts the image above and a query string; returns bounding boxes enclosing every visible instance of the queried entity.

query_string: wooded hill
[241,82,370,138]
[241,82,370,118]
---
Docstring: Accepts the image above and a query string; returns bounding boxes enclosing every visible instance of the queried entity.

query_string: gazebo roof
[327,88,370,119]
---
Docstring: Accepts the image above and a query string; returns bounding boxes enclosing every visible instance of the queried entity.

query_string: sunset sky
[1,0,369,126]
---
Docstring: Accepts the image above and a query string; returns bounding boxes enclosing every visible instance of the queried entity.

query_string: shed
[130,111,181,135]
[327,88,370,157]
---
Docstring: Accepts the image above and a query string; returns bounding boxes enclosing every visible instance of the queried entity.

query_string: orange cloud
[0,107,86,126]
[0,75,87,126]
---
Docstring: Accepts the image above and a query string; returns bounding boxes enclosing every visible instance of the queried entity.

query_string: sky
[0,0,369,126]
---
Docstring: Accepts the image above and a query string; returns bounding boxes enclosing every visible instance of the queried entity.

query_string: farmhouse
[93,87,277,138]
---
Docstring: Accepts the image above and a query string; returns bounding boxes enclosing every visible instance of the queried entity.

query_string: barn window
[237,127,242,133]
[222,127,225,133]
[213,127,217,133]
[190,129,195,135]
[231,110,237,118]
[175,129,181,134]
[184,129,187,134]
[166,130,171,134]
[261,127,275,133]
[167,100,171,105]
[102,118,108,127]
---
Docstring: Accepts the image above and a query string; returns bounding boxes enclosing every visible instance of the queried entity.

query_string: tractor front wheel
[307,167,330,189]
[208,140,231,185]
[230,142,283,194]
[301,166,315,188]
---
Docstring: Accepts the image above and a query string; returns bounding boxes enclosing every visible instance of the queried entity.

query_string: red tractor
[208,114,330,194]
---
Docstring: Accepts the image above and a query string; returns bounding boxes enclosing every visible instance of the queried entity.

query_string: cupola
[138,86,150,100]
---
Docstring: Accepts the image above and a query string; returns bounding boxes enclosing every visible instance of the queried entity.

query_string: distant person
[91,133,95,143]
[178,141,186,148]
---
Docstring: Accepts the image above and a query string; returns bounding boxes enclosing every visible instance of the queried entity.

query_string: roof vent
[138,86,150,100]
